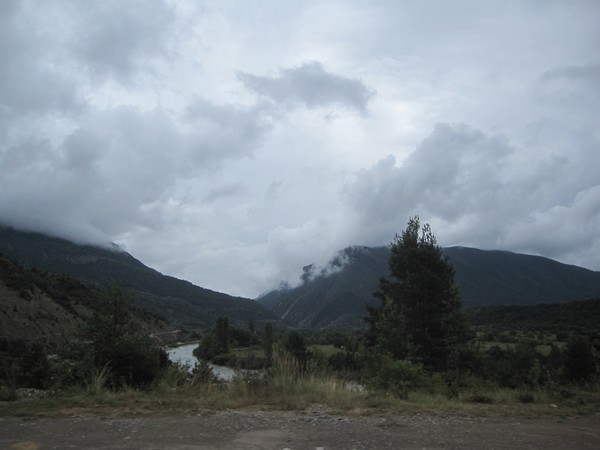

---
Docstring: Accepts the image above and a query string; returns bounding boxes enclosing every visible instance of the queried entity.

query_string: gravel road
[2,408,599,449]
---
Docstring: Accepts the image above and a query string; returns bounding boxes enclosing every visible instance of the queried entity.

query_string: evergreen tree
[263,322,274,366]
[81,287,166,387]
[215,317,229,354]
[367,216,470,370]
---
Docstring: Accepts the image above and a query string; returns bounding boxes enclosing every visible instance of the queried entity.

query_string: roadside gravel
[1,407,599,449]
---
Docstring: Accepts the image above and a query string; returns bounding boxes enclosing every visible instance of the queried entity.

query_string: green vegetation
[1,336,599,417]
[1,222,599,417]
[365,217,471,371]
[75,287,169,388]
[193,317,264,368]
[468,299,600,334]
[2,297,598,417]
[1,287,168,399]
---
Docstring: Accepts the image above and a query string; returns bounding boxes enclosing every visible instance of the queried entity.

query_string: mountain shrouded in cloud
[0,0,598,297]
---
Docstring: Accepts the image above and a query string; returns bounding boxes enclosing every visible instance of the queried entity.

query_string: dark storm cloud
[238,62,374,113]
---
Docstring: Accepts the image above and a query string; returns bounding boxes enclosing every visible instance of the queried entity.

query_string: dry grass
[2,383,598,418]
[1,355,598,418]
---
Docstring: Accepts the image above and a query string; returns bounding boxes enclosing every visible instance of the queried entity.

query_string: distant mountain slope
[445,246,600,304]
[258,246,600,328]
[0,227,277,328]
[0,253,167,342]
[467,298,600,333]
[259,247,389,328]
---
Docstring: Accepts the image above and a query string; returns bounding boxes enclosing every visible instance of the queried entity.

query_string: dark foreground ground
[1,408,599,450]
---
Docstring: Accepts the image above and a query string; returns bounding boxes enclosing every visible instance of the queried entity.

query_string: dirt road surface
[1,408,599,449]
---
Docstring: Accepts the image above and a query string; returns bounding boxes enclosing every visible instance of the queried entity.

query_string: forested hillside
[0,227,278,328]
[0,253,167,342]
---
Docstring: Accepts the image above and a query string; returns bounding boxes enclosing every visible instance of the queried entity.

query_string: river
[166,343,237,381]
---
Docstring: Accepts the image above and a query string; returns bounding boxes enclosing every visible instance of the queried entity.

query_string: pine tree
[367,216,470,370]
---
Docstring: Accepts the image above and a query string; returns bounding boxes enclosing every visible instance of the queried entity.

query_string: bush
[516,392,536,404]
[367,355,426,399]
[211,353,237,367]
[284,332,309,371]
[480,344,543,388]
[470,393,494,404]
[563,335,597,382]
[156,363,190,390]
[0,385,17,402]
[191,360,219,387]
[77,287,169,388]
[328,351,361,373]
[0,340,52,390]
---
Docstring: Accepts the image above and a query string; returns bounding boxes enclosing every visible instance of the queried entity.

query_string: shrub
[367,355,426,399]
[0,385,17,402]
[516,392,536,404]
[470,394,494,404]
[191,360,219,388]
[563,335,597,382]
[77,287,169,388]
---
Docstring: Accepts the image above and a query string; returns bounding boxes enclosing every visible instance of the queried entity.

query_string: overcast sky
[1,0,599,297]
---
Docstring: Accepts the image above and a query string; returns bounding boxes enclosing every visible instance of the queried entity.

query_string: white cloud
[0,0,598,298]
[344,121,600,265]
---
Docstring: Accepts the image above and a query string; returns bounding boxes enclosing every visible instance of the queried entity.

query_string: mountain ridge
[258,245,600,328]
[0,252,169,342]
[0,226,278,328]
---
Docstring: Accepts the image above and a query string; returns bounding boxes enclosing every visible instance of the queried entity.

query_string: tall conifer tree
[367,216,469,370]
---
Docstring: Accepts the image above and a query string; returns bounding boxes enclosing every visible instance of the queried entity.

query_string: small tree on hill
[366,216,470,370]
[80,287,167,387]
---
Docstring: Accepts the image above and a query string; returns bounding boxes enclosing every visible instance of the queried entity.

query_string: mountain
[259,247,389,328]
[0,227,278,328]
[0,253,168,342]
[258,246,600,328]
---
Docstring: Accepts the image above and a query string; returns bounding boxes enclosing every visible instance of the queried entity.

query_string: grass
[2,366,599,418]
[309,344,344,357]
[2,345,598,418]
[231,346,265,358]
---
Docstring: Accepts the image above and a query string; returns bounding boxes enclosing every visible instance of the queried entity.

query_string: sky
[1,0,599,298]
